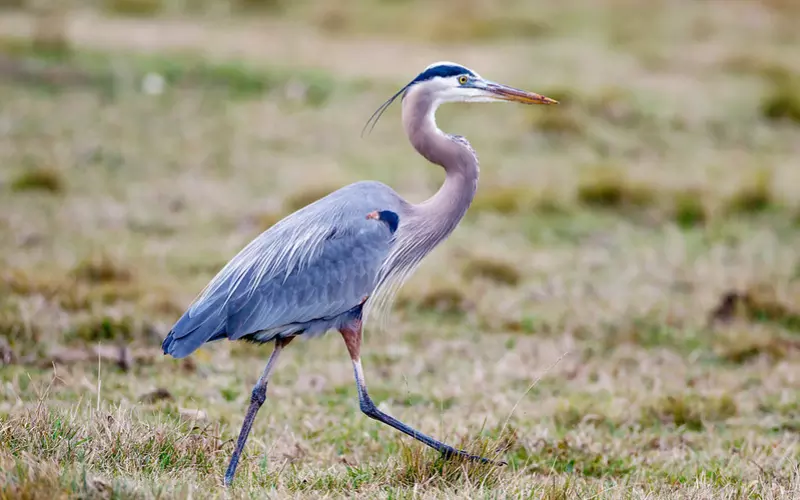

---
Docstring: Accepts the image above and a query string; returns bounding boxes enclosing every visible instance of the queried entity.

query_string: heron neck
[402,87,479,242]
[363,87,479,323]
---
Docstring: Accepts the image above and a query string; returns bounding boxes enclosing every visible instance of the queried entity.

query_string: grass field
[1,1,800,498]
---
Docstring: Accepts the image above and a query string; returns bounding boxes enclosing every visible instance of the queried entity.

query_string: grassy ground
[2,1,800,498]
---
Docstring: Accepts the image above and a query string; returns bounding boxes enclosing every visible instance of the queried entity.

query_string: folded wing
[162,181,401,358]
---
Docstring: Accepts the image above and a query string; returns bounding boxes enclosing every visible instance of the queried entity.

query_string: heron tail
[162,304,226,359]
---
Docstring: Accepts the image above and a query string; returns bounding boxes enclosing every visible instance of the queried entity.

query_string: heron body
[162,181,403,357]
[161,61,556,486]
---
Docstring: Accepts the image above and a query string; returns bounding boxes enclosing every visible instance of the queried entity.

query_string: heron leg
[223,336,293,487]
[339,321,504,465]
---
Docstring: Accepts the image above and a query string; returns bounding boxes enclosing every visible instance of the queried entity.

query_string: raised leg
[223,337,292,487]
[339,321,504,465]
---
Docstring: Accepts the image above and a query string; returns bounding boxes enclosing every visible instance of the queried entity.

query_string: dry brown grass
[1,1,800,498]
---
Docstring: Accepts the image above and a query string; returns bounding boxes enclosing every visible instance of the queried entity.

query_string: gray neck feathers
[401,85,479,242]
[366,84,480,325]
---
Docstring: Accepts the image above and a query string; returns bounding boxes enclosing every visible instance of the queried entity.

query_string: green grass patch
[579,317,708,356]
[499,314,561,336]
[0,40,340,101]
[1,405,225,476]
[71,254,134,284]
[551,398,619,432]
[741,284,800,332]
[102,0,163,16]
[513,438,634,478]
[713,329,790,364]
[1,264,173,317]
[234,0,288,13]
[723,169,775,215]
[0,305,40,354]
[525,86,647,137]
[471,186,537,215]
[0,269,67,301]
[712,285,800,333]
[392,432,508,489]
[527,106,586,136]
[670,189,708,228]
[462,257,521,286]
[401,285,469,316]
[0,453,137,500]
[641,393,738,431]
[9,167,64,194]
[66,315,137,343]
[577,165,656,210]
[427,10,549,42]
[470,186,567,216]
[760,75,800,123]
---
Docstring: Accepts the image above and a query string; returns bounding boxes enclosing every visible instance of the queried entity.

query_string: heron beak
[484,81,558,105]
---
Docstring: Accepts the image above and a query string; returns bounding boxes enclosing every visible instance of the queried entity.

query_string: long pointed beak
[484,82,558,105]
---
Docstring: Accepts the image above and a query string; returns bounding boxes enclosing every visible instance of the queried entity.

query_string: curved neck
[401,86,479,238]
[364,85,481,324]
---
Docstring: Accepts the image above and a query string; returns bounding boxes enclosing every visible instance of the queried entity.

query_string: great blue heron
[162,61,557,486]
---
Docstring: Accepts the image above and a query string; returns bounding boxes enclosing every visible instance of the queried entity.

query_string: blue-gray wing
[162,181,403,358]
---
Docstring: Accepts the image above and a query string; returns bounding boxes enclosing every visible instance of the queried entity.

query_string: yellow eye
[458,75,468,85]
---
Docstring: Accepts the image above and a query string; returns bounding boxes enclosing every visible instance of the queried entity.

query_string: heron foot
[223,467,237,488]
[440,447,507,466]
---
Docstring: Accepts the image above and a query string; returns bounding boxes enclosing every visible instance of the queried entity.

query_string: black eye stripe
[411,65,475,84]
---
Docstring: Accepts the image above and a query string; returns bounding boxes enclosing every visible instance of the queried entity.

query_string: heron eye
[458,75,468,85]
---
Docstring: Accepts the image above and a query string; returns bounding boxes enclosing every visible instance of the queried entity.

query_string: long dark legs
[339,321,504,465]
[224,337,293,487]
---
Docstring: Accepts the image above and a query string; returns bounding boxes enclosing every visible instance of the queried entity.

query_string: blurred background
[1,0,800,497]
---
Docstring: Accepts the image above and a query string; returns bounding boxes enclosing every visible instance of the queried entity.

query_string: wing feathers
[163,181,402,357]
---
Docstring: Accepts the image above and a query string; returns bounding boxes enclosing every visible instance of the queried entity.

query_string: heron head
[407,62,558,105]
[363,61,557,134]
